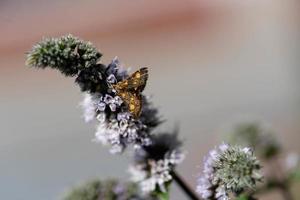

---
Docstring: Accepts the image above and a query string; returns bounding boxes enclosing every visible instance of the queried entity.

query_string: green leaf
[236,194,248,200]
[289,168,300,181]
[156,191,169,200]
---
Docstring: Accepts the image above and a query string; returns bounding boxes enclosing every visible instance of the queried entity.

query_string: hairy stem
[171,170,200,200]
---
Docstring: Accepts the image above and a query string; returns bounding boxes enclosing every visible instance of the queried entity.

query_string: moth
[112,67,148,118]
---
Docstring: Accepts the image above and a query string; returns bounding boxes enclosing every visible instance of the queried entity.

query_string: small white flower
[96,113,106,123]
[81,93,97,123]
[104,94,113,104]
[140,178,156,193]
[106,74,117,84]
[168,150,185,164]
[219,143,229,152]
[209,149,219,161]
[215,186,228,200]
[117,112,131,121]
[132,159,173,193]
[113,96,123,106]
[130,134,184,194]
[94,123,109,144]
[109,103,117,112]
[129,165,147,182]
[110,144,123,154]
[242,147,252,155]
[97,102,106,111]
[201,189,213,199]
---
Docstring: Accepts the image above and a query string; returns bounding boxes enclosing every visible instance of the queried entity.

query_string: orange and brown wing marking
[127,67,148,91]
[118,91,142,118]
[113,67,148,91]
[112,67,147,118]
[112,79,129,92]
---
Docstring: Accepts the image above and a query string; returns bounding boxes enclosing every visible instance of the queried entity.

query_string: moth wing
[112,79,128,91]
[127,67,148,91]
[118,91,142,118]
[112,67,148,92]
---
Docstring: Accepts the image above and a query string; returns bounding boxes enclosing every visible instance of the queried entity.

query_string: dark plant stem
[171,170,201,200]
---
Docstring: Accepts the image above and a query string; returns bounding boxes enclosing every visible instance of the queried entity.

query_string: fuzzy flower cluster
[81,58,160,153]
[26,35,160,153]
[63,179,158,200]
[26,34,101,77]
[27,35,184,196]
[129,133,185,193]
[197,144,262,200]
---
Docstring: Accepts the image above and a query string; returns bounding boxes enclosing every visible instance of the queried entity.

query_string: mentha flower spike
[197,144,262,200]
[27,35,161,153]
[81,59,160,153]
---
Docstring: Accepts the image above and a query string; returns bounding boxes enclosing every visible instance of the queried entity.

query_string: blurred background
[0,0,299,199]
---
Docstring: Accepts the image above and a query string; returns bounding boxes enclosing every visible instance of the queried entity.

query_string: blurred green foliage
[229,123,281,160]
[63,179,157,200]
